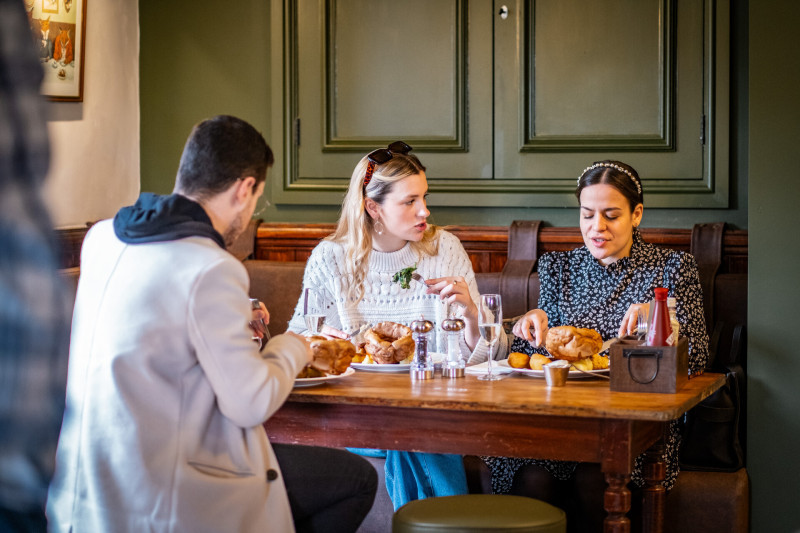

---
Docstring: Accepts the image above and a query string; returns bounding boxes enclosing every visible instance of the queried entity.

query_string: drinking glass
[478,293,505,381]
[303,288,326,335]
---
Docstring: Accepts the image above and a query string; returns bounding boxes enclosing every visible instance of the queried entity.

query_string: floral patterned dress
[482,229,709,494]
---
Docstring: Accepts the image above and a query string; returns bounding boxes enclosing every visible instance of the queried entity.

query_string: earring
[374,219,385,236]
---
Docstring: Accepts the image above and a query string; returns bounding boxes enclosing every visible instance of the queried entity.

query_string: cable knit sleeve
[286,241,346,334]
[431,232,509,364]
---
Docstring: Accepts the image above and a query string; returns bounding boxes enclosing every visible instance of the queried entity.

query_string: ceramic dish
[509,366,609,379]
[351,353,444,373]
[294,366,355,387]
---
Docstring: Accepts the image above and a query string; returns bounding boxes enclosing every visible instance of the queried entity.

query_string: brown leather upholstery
[228,219,260,261]
[664,469,750,533]
[243,260,305,335]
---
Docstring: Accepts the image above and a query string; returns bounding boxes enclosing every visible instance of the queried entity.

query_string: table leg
[603,472,631,533]
[642,442,666,533]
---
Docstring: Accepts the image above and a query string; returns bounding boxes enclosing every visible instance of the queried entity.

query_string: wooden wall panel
[253,223,748,275]
[57,222,747,275]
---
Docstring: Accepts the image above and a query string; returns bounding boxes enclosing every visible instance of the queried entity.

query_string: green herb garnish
[392,264,418,290]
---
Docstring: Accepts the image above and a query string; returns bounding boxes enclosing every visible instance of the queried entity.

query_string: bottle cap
[654,287,669,300]
[441,317,465,332]
[410,317,433,334]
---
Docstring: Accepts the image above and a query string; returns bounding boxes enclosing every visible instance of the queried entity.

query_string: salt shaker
[410,316,434,380]
[441,316,465,378]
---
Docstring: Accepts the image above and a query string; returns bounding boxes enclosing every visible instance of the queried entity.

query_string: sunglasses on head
[363,141,413,193]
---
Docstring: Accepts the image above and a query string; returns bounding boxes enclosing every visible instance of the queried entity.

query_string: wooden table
[266,370,724,532]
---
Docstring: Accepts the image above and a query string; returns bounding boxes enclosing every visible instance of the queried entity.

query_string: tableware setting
[303,288,326,335]
[477,293,506,381]
[508,364,609,379]
[464,359,514,376]
[293,366,355,388]
[351,352,445,373]
[249,298,271,350]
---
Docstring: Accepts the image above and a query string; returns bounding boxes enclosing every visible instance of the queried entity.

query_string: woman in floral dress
[482,160,709,530]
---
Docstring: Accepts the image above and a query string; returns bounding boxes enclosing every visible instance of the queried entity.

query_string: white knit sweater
[287,230,505,364]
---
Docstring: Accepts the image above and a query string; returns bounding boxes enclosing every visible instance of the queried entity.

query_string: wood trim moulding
[56,222,747,275]
[57,225,91,269]
[253,223,748,275]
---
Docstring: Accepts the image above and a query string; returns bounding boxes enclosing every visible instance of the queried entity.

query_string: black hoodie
[113,193,225,249]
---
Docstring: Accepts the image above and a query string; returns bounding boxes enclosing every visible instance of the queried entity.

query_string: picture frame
[27,0,87,102]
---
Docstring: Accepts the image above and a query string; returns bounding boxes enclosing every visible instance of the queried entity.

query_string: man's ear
[233,176,257,207]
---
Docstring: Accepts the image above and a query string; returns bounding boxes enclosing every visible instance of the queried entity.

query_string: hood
[113,193,225,249]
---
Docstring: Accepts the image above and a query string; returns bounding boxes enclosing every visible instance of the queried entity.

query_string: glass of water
[478,293,505,381]
[303,288,326,335]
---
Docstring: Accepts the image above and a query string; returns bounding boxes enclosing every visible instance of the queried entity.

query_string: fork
[541,345,611,380]
[411,272,425,284]
[569,363,611,380]
[636,309,648,340]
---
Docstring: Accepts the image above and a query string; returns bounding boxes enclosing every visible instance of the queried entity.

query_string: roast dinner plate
[294,366,355,387]
[507,363,609,379]
[351,353,444,373]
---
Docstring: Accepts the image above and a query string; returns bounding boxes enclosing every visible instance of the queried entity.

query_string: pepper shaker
[410,316,434,380]
[441,316,465,378]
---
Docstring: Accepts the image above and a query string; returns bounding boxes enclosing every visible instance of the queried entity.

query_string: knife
[600,337,619,353]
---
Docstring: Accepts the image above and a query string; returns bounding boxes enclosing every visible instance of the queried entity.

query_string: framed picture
[27,0,87,101]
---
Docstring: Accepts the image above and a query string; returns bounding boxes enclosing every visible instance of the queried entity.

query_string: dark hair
[174,115,274,200]
[575,160,643,211]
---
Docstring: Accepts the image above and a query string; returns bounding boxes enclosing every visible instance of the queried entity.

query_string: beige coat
[47,220,309,533]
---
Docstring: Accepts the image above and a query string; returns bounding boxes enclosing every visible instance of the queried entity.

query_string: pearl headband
[578,163,642,196]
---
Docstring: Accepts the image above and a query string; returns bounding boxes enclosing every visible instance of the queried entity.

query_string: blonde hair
[329,152,439,302]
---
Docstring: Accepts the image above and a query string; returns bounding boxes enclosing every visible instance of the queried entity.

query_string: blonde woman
[288,142,506,509]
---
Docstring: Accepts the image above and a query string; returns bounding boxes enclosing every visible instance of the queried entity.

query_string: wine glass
[303,288,326,335]
[478,293,505,381]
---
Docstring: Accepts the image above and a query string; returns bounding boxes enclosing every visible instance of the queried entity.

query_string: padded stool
[392,494,566,533]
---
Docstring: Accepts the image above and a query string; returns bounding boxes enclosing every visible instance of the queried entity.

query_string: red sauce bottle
[646,287,674,346]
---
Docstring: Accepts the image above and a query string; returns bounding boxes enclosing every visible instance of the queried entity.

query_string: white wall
[43,0,140,229]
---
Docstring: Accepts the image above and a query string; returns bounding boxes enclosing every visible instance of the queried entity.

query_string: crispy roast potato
[529,353,552,371]
[507,352,531,369]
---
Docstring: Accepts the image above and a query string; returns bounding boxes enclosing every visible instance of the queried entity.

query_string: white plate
[509,365,609,379]
[294,366,355,387]
[351,353,444,373]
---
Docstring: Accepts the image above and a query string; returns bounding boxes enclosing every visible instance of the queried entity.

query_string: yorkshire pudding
[307,336,355,375]
[545,326,603,362]
[363,321,415,364]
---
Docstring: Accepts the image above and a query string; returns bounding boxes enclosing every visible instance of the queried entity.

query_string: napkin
[465,359,514,375]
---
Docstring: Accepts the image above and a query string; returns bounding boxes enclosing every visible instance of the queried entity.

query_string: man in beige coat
[46,116,376,532]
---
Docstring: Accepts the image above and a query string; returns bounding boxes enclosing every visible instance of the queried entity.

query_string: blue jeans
[349,448,468,510]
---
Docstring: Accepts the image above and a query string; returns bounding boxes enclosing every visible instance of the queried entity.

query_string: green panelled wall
[749,1,800,532]
[140,0,747,230]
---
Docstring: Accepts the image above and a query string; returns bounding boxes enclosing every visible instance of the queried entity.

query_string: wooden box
[610,336,689,393]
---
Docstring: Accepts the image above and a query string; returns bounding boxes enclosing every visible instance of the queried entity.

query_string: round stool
[392,494,566,533]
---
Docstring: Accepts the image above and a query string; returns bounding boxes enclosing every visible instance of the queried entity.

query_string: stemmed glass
[303,288,326,335]
[478,293,505,381]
